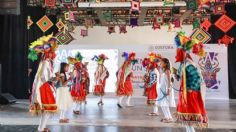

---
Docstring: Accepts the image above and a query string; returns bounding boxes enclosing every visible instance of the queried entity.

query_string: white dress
[157,70,176,107]
[56,73,73,110]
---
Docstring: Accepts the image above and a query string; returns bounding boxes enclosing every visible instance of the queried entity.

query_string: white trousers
[38,112,51,131]
[59,110,65,119]
[185,125,196,132]
[161,106,172,119]
[117,96,132,106]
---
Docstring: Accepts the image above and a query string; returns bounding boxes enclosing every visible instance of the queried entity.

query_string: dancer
[92,54,109,106]
[142,58,150,97]
[174,32,208,131]
[68,52,86,115]
[144,53,161,116]
[116,52,137,108]
[28,34,59,132]
[56,62,73,123]
[82,62,90,104]
[157,58,176,123]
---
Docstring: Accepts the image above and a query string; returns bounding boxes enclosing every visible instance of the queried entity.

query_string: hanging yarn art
[193,19,200,30]
[27,16,33,30]
[107,26,115,34]
[200,18,212,31]
[191,28,211,44]
[45,0,56,7]
[130,0,141,13]
[215,14,236,33]
[218,35,234,47]
[36,15,53,32]
[214,4,226,15]
[56,18,65,31]
[80,29,88,37]
[119,25,127,34]
[55,30,74,45]
[163,0,175,6]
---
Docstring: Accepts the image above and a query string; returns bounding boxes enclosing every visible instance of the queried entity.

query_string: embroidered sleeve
[148,71,157,87]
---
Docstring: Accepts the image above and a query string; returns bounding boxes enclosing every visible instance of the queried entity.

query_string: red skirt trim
[176,90,208,128]
[93,80,106,96]
[147,83,157,105]
[116,80,133,96]
[71,84,86,102]
[40,82,57,112]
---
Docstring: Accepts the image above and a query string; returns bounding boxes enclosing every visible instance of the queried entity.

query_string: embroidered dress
[116,64,133,96]
[175,62,208,128]
[93,65,109,96]
[56,73,73,111]
[146,69,158,105]
[30,59,56,114]
[71,68,86,103]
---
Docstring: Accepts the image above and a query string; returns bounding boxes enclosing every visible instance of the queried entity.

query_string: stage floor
[0,98,236,132]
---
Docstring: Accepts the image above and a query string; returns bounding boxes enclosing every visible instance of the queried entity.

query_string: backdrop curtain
[0,1,57,99]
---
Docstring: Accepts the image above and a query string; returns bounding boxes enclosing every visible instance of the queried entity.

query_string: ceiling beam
[77,1,186,8]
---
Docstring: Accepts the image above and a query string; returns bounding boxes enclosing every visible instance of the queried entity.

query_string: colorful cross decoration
[186,0,197,10]
[27,16,33,30]
[80,29,88,37]
[45,0,56,7]
[36,15,53,32]
[173,19,181,28]
[55,30,74,45]
[62,0,74,8]
[56,18,64,31]
[193,19,200,30]
[163,0,175,6]
[64,11,76,22]
[119,25,127,34]
[218,35,234,47]
[214,4,226,15]
[102,11,112,22]
[215,14,236,33]
[85,19,93,29]
[130,0,141,13]
[108,26,115,34]
[200,18,212,31]
[191,28,211,44]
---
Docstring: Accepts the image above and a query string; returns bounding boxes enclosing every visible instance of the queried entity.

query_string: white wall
[69,25,193,45]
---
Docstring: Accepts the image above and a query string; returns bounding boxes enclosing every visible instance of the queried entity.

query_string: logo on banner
[198,52,221,89]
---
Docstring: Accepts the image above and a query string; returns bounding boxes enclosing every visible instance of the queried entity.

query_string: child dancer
[81,62,90,104]
[56,62,73,123]
[68,52,86,115]
[116,52,137,108]
[92,54,109,106]
[28,34,58,132]
[145,53,161,116]
[157,58,175,123]
[174,32,208,132]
